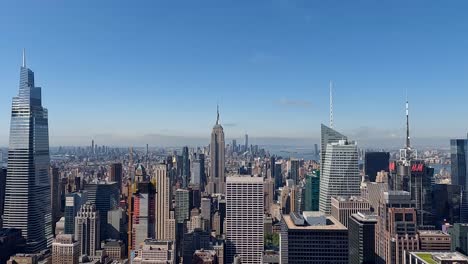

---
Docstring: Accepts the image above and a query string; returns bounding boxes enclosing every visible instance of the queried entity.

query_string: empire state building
[3,51,53,253]
[208,106,225,194]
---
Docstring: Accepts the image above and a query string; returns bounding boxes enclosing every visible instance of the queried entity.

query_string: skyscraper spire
[406,97,411,149]
[216,104,220,125]
[22,48,26,68]
[329,81,334,129]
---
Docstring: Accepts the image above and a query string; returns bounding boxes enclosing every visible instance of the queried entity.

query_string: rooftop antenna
[406,89,411,149]
[22,48,26,68]
[216,104,220,125]
[329,81,334,128]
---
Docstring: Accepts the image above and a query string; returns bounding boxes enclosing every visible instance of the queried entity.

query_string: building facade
[349,213,377,264]
[52,234,79,264]
[75,202,100,257]
[209,107,225,195]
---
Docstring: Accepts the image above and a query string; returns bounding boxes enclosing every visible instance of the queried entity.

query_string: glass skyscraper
[451,138,468,222]
[3,51,53,253]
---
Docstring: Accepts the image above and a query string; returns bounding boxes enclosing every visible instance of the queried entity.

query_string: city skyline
[1,1,468,147]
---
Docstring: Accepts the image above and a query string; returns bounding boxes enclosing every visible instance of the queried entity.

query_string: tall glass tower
[3,51,53,253]
[451,137,468,222]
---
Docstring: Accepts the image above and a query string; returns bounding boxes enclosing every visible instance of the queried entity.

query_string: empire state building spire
[216,104,220,125]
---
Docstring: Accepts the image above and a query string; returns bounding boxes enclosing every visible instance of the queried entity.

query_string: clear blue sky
[1,1,467,146]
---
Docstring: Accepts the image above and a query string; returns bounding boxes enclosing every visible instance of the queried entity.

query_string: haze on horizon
[1,1,467,147]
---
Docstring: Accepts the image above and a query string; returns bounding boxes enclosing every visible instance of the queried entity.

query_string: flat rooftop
[283,214,347,230]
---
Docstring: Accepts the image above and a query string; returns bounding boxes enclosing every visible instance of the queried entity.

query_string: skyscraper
[226,175,263,264]
[0,167,6,228]
[154,164,171,240]
[319,139,360,215]
[451,137,468,222]
[244,134,249,152]
[274,162,282,190]
[182,146,190,188]
[75,202,100,257]
[110,163,123,191]
[348,213,378,264]
[131,182,156,249]
[64,192,87,235]
[175,189,190,224]
[50,166,60,231]
[364,152,390,182]
[304,172,320,211]
[3,51,53,253]
[320,124,347,166]
[208,106,225,194]
[289,159,299,185]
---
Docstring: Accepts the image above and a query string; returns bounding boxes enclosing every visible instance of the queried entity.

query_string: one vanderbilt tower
[3,50,53,253]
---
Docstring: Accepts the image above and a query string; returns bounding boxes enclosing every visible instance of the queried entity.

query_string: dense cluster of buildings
[2,52,468,264]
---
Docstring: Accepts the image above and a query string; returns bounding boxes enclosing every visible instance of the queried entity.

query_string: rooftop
[410,251,468,263]
[283,214,347,230]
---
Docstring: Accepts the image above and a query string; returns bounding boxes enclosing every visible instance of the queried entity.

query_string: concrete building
[75,202,100,257]
[132,239,175,264]
[280,211,348,263]
[154,164,171,240]
[192,249,218,264]
[52,234,79,264]
[131,182,156,249]
[208,106,225,195]
[406,251,468,264]
[102,239,125,261]
[226,175,264,264]
[348,212,378,264]
[331,196,371,228]
[418,230,451,251]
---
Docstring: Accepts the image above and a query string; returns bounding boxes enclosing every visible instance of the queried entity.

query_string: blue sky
[1,1,468,146]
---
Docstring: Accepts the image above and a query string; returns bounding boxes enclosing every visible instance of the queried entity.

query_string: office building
[154,164,171,240]
[331,196,371,228]
[226,176,263,264]
[0,168,6,227]
[448,223,468,255]
[52,234,79,264]
[84,181,119,239]
[319,139,360,215]
[50,166,60,231]
[3,51,53,252]
[75,202,100,257]
[376,191,419,264]
[132,239,175,264]
[201,197,211,228]
[280,212,348,263]
[109,163,122,191]
[365,152,390,182]
[131,182,156,249]
[432,184,462,228]
[191,154,203,187]
[349,212,378,264]
[182,146,190,187]
[244,134,248,152]
[192,249,219,264]
[274,162,282,190]
[320,124,347,167]
[107,207,126,241]
[304,172,320,211]
[451,137,468,222]
[289,159,299,185]
[175,189,190,224]
[102,239,125,261]
[64,192,87,235]
[0,228,25,264]
[209,106,226,194]
[264,178,274,213]
[182,229,211,264]
[418,230,451,251]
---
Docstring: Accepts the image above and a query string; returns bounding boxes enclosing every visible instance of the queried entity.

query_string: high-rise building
[0,167,6,227]
[64,192,87,235]
[52,234,79,264]
[191,154,204,187]
[331,196,371,228]
[364,152,390,182]
[3,51,53,253]
[375,191,419,264]
[448,223,468,255]
[264,178,274,213]
[451,137,468,222]
[201,197,211,230]
[289,159,299,185]
[320,124,347,167]
[182,229,211,264]
[109,163,123,191]
[304,172,320,211]
[348,212,378,264]
[131,182,156,249]
[244,134,249,153]
[432,184,462,228]
[280,212,348,263]
[84,181,119,239]
[75,202,100,257]
[319,139,360,215]
[274,162,282,191]
[182,146,190,188]
[209,106,225,194]
[175,189,190,224]
[226,175,263,264]
[154,164,171,240]
[50,166,60,231]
